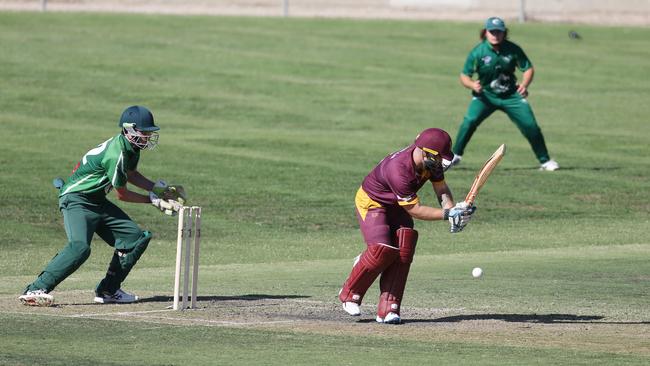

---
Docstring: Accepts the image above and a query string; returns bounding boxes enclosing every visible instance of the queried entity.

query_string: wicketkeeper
[19,106,186,307]
[339,128,476,324]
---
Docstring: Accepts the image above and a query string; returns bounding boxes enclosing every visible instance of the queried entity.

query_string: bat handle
[465,194,476,206]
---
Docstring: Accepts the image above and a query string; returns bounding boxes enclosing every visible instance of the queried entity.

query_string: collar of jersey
[118,133,138,154]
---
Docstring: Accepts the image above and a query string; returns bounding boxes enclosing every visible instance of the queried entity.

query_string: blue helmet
[119,105,159,132]
[119,106,159,150]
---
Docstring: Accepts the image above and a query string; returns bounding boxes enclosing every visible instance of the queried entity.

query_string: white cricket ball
[472,267,483,278]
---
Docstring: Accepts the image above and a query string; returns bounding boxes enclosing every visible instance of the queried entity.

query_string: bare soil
[0,0,648,26]
[2,292,648,356]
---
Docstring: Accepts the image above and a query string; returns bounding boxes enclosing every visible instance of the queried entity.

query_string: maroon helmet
[414,128,453,160]
[414,128,454,172]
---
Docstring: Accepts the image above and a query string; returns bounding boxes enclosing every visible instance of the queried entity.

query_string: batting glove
[445,202,477,233]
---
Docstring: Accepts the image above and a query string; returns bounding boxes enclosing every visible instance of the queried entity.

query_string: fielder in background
[19,106,186,307]
[339,128,476,324]
[451,17,559,171]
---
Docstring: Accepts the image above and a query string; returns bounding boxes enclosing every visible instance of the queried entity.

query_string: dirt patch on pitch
[194,297,649,356]
[2,293,648,355]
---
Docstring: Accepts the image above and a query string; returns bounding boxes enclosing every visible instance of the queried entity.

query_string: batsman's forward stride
[19,106,185,307]
[339,128,476,324]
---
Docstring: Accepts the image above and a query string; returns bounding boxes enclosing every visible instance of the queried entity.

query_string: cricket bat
[464,144,506,205]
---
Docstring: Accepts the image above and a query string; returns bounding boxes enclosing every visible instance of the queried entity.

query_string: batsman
[19,106,187,307]
[339,128,476,324]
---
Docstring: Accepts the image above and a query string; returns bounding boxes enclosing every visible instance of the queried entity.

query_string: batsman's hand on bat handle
[444,201,477,233]
[455,201,477,212]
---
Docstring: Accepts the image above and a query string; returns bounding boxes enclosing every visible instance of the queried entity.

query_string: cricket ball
[472,267,483,278]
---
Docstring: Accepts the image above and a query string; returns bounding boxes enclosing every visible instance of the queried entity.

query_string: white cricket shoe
[19,290,54,307]
[540,159,560,171]
[450,154,462,168]
[342,302,361,316]
[94,288,139,304]
[376,312,402,324]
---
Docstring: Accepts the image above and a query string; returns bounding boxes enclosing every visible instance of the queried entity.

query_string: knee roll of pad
[396,228,418,264]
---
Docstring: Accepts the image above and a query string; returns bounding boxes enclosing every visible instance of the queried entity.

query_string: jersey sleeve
[126,154,140,172]
[385,170,419,206]
[461,49,477,76]
[515,44,532,72]
[102,148,128,188]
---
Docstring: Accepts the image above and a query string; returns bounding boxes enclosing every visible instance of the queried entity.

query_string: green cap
[485,17,506,31]
[119,105,159,132]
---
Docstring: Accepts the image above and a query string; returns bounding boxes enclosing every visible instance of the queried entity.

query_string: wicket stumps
[173,206,201,310]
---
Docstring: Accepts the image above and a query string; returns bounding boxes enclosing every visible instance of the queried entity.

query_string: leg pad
[377,228,418,318]
[96,231,152,295]
[339,243,399,304]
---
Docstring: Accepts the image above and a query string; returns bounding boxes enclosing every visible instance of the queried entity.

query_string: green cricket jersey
[462,39,532,97]
[59,133,140,197]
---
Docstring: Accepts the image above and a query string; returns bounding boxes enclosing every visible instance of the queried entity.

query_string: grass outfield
[1,12,649,365]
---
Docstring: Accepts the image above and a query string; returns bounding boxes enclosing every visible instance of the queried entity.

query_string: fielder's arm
[517,67,534,96]
[127,170,155,191]
[460,73,482,93]
[114,186,151,203]
[113,170,155,203]
[520,67,534,88]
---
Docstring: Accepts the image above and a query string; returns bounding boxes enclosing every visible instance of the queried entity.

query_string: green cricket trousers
[453,92,551,163]
[27,192,152,296]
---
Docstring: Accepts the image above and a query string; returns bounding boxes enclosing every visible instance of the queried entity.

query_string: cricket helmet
[414,128,453,160]
[485,17,506,32]
[414,128,454,172]
[119,105,159,150]
[119,105,159,131]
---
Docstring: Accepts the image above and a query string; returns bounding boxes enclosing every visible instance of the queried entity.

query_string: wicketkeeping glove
[149,191,182,216]
[445,201,477,233]
[152,179,188,205]
[166,184,187,205]
[152,179,168,197]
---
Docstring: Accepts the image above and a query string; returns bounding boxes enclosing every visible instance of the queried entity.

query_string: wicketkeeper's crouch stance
[338,128,476,324]
[19,106,186,307]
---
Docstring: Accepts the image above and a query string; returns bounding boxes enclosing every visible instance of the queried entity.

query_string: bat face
[465,144,506,205]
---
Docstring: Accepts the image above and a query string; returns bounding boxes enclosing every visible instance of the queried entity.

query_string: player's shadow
[58,294,310,306]
[402,313,649,324]
[139,294,310,303]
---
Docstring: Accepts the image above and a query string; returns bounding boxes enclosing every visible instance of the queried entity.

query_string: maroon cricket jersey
[361,145,444,206]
